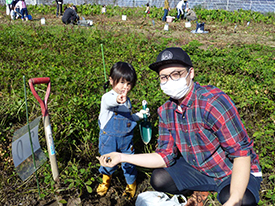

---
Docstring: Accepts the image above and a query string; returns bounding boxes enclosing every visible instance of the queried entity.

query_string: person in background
[185,7,197,21]
[11,0,20,19]
[6,0,13,15]
[11,0,18,10]
[102,4,106,14]
[145,2,150,17]
[96,62,150,199]
[15,0,28,21]
[176,0,184,20]
[97,48,262,206]
[162,0,170,22]
[62,5,79,25]
[184,0,188,10]
[10,5,16,20]
[55,0,63,18]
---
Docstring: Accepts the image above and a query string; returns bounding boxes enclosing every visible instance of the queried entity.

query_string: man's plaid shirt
[156,82,261,182]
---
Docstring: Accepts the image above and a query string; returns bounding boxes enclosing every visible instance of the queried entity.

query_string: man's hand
[222,156,251,206]
[96,152,122,168]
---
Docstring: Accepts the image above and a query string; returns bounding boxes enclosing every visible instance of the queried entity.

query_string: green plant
[61,159,99,196]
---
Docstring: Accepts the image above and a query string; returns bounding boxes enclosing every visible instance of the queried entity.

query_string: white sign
[164,23,169,31]
[12,124,40,167]
[122,15,127,21]
[41,17,45,25]
[12,116,47,181]
[185,22,191,28]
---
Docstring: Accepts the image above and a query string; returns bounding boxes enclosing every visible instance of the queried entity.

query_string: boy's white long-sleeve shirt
[99,90,140,129]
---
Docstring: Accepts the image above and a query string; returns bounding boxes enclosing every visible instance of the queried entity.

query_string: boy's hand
[117,90,127,104]
[136,108,150,119]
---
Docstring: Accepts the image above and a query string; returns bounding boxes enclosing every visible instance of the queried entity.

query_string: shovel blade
[139,121,152,145]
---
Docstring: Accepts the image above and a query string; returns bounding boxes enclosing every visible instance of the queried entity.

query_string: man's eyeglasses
[158,70,187,85]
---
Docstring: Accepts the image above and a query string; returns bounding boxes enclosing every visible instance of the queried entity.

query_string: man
[62,5,79,25]
[97,47,262,206]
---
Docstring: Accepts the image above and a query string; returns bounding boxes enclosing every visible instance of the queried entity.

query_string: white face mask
[160,71,191,99]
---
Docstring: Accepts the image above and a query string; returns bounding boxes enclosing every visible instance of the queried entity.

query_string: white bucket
[164,23,169,31]
[122,15,127,21]
[185,22,191,28]
[41,17,45,25]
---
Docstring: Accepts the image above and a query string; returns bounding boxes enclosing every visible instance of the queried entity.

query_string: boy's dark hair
[146,3,149,6]
[103,62,137,91]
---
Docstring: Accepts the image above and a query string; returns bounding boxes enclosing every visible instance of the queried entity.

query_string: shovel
[139,100,152,144]
[28,77,59,182]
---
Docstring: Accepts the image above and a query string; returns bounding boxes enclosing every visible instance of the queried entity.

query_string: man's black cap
[149,47,193,73]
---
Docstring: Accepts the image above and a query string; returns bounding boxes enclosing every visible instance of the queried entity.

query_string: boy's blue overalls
[98,109,137,185]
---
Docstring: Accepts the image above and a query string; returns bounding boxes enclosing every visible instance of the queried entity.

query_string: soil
[0,9,274,206]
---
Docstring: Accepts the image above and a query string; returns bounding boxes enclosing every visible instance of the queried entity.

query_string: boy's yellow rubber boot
[96,174,112,196]
[122,180,137,199]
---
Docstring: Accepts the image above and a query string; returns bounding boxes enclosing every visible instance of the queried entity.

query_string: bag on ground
[135,191,187,206]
